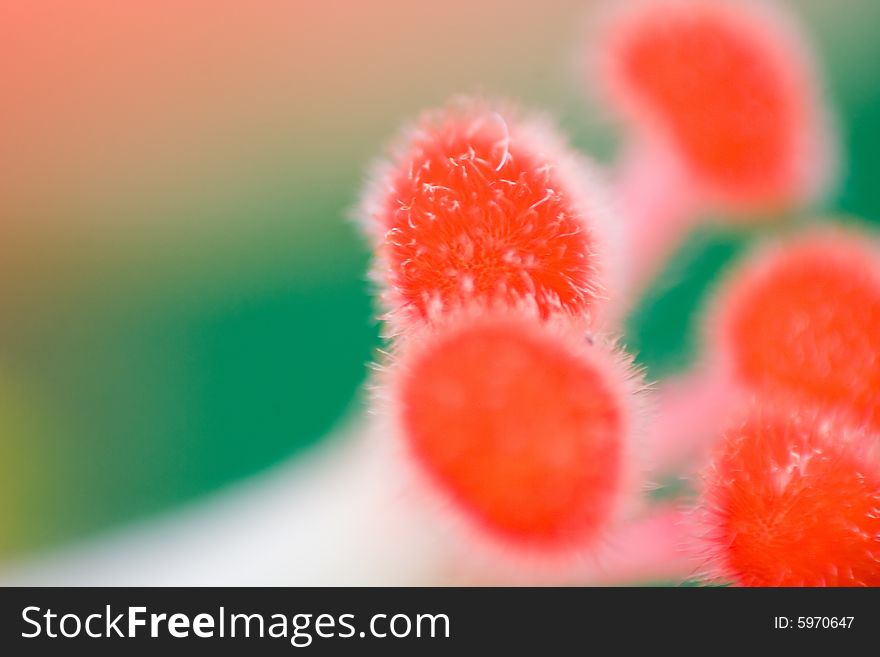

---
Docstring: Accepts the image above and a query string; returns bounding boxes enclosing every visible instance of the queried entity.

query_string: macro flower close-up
[2,3,880,639]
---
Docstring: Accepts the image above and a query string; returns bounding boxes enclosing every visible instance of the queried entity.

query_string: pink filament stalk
[581,504,700,585]
[643,367,742,474]
[614,139,702,291]
[440,503,698,585]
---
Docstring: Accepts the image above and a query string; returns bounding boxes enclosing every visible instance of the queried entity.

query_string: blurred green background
[1,0,879,559]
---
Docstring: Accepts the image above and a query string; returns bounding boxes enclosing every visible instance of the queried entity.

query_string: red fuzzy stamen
[715,231,880,432]
[366,100,608,325]
[597,0,824,210]
[394,312,633,551]
[700,408,880,586]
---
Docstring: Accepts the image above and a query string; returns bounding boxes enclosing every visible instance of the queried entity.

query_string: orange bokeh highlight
[700,408,880,586]
[596,0,829,211]
[713,230,880,433]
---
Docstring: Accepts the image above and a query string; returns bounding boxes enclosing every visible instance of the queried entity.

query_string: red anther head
[699,407,880,586]
[362,99,611,327]
[712,229,880,433]
[391,310,638,552]
[595,0,830,211]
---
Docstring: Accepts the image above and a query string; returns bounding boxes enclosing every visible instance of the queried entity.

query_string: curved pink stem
[615,140,701,296]
[581,503,700,585]
[643,367,739,474]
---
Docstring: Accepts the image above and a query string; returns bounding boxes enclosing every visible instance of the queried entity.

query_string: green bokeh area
[3,1,880,560]
[1,187,381,556]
